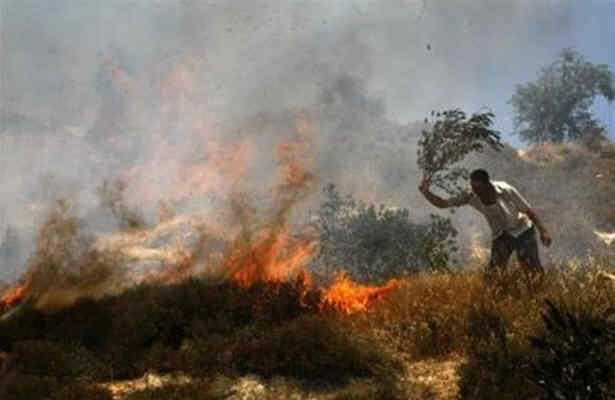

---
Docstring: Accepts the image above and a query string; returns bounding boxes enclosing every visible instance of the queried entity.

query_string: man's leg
[514,227,544,274]
[489,233,514,271]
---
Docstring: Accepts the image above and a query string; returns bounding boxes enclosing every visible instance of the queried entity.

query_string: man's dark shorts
[489,227,543,272]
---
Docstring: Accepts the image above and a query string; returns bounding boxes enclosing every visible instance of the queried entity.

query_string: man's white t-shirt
[449,181,533,239]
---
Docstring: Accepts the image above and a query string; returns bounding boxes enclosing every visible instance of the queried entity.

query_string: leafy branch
[417,109,503,196]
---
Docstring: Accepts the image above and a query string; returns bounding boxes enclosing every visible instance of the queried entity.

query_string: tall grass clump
[361,272,483,360]
[528,299,615,399]
[457,261,615,399]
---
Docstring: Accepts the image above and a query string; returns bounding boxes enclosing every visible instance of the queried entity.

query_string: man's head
[470,169,491,195]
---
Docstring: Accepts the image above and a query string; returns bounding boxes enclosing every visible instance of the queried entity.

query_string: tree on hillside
[509,48,614,143]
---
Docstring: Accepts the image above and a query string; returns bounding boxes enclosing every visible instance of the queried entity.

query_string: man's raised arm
[418,180,458,208]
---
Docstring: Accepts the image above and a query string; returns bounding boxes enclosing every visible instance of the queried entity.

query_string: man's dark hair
[470,169,490,183]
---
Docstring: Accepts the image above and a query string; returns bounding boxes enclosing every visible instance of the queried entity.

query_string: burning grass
[0,280,31,315]
[2,200,614,399]
[322,272,399,314]
[0,276,411,399]
[1,260,614,399]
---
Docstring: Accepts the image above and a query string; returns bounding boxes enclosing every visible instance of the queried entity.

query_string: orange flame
[322,273,399,314]
[222,111,318,287]
[0,279,31,313]
[226,228,318,287]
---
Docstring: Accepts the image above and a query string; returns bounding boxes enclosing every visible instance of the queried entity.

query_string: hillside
[1,136,615,399]
[437,135,615,263]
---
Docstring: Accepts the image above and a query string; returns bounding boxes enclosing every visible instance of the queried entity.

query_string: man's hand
[539,230,552,247]
[418,179,450,209]
[526,208,552,248]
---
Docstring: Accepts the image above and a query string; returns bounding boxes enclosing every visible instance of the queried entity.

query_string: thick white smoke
[1,0,612,281]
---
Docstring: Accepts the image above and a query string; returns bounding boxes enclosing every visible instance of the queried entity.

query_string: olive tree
[509,48,614,144]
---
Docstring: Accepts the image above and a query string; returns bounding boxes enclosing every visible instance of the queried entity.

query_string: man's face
[470,179,488,196]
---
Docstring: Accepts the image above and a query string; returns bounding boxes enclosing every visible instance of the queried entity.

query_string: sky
[1,0,615,278]
[2,0,615,146]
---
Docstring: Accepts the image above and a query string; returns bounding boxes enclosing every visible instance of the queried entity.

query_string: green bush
[527,300,615,399]
[312,183,457,282]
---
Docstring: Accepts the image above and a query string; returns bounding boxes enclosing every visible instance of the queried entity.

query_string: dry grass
[1,257,614,399]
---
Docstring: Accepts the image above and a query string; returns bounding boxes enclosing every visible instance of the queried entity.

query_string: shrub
[312,183,457,282]
[527,300,615,399]
[456,263,615,399]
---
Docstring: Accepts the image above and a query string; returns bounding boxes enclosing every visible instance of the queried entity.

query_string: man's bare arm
[418,180,452,209]
[526,208,552,247]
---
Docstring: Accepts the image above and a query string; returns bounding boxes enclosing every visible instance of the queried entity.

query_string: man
[419,169,551,272]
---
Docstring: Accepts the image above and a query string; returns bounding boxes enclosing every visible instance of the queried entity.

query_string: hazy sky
[2,0,614,146]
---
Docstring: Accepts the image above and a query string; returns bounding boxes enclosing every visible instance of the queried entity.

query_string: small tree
[509,48,614,144]
[311,184,458,283]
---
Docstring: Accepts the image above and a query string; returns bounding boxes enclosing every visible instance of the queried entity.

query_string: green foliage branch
[417,108,503,196]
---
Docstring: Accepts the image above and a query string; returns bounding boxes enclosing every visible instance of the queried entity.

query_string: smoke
[0,0,609,281]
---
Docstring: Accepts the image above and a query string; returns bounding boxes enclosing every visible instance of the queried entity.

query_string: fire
[225,228,318,287]
[0,279,31,313]
[0,107,402,316]
[220,111,318,287]
[322,273,399,314]
[191,111,397,314]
